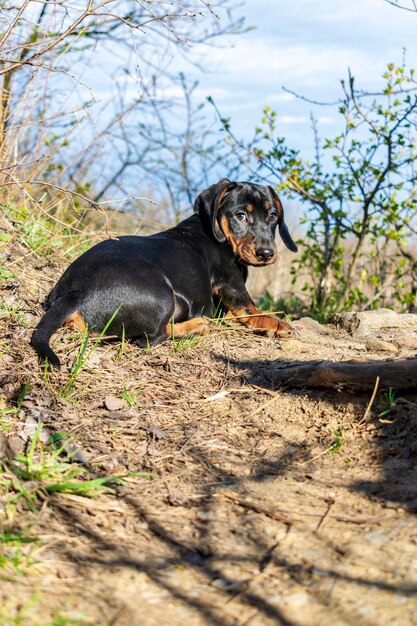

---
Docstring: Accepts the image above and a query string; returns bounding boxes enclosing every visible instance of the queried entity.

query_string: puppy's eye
[234,212,248,223]
[269,210,278,221]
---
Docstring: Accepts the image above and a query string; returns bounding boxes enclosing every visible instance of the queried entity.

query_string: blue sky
[183,0,417,155]
[64,0,417,203]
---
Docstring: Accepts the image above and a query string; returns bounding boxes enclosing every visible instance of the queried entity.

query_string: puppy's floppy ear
[194,179,236,242]
[267,186,298,253]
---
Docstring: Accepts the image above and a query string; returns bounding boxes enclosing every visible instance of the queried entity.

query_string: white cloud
[279,115,309,125]
[317,116,336,125]
[266,92,296,103]
[191,0,417,146]
[201,39,386,91]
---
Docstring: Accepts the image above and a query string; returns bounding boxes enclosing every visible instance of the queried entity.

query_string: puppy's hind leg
[30,295,78,369]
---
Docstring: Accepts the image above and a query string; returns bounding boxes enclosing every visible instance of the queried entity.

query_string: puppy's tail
[30,296,75,369]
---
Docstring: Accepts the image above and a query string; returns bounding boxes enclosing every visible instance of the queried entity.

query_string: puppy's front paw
[251,315,294,338]
[268,319,295,339]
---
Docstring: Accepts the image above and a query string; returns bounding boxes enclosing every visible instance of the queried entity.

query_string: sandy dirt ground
[1,240,417,626]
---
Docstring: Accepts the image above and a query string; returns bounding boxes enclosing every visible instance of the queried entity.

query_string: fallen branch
[265,359,417,391]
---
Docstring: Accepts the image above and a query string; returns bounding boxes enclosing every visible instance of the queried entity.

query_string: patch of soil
[1,244,417,626]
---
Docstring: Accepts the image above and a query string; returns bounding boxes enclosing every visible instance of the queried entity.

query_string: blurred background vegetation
[0,0,416,321]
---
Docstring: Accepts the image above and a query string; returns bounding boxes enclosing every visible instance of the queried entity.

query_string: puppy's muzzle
[255,247,275,263]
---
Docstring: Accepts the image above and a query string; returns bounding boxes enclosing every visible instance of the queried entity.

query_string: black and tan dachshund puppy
[31,179,298,368]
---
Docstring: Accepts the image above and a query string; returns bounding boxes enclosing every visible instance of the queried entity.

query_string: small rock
[280,339,306,353]
[332,309,417,337]
[357,604,376,619]
[39,428,51,444]
[168,492,187,506]
[212,578,230,589]
[293,317,327,334]
[0,433,15,460]
[398,336,417,349]
[104,395,126,411]
[267,594,282,604]
[149,426,166,439]
[364,531,386,545]
[62,442,88,464]
[196,510,212,521]
[365,337,397,353]
[7,436,24,456]
[85,350,102,367]
[283,592,311,608]
[19,416,38,442]
[19,418,51,444]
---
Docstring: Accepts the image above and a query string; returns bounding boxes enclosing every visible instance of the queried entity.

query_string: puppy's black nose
[256,247,274,262]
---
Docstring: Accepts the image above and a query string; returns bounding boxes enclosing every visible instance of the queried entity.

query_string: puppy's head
[194,179,298,266]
